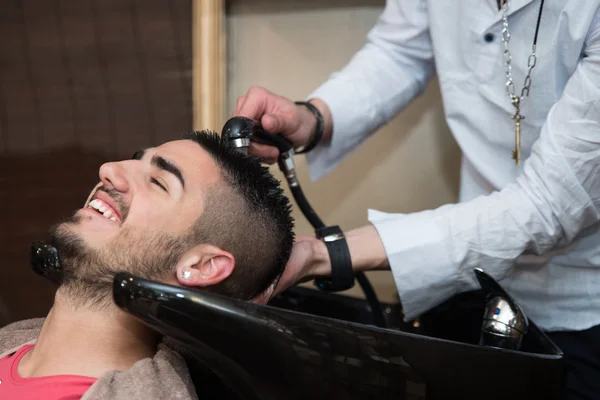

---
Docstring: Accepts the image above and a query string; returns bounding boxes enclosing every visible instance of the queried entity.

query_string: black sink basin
[112,272,564,400]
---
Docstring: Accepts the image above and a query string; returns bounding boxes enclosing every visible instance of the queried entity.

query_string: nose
[99,161,131,193]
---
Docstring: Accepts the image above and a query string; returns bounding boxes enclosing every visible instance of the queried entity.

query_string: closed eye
[151,177,168,193]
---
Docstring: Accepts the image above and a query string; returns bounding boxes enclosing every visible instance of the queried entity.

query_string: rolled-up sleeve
[370,15,600,321]
[306,0,435,181]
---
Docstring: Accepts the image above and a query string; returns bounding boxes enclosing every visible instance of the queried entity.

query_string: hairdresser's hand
[251,225,389,304]
[233,86,332,163]
[251,235,330,304]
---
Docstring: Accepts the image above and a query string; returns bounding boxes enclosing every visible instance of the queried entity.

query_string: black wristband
[294,101,324,154]
[314,225,355,292]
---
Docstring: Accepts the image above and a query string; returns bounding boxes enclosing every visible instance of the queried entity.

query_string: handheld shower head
[221,116,299,187]
[221,116,293,155]
[221,117,254,155]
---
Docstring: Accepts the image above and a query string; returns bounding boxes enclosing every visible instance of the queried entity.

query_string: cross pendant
[510,96,524,166]
[511,110,524,165]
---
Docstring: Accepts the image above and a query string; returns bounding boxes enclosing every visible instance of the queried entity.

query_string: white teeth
[87,198,118,222]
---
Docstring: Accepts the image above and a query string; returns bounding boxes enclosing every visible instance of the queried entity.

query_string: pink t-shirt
[0,344,97,399]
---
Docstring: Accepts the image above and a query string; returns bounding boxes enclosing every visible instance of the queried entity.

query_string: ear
[175,244,235,288]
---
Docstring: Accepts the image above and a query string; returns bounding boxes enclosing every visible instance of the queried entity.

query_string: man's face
[51,139,222,290]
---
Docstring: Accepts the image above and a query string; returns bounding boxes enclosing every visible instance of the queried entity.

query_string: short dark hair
[182,130,294,300]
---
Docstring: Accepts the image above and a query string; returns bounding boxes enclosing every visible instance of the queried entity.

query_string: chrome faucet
[474,268,528,350]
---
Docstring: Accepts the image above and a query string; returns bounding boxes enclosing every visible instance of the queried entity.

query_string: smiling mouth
[87,198,119,222]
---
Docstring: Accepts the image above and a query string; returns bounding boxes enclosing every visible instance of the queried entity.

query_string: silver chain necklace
[500,0,545,165]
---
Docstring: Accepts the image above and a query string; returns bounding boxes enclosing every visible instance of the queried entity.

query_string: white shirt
[306,0,600,332]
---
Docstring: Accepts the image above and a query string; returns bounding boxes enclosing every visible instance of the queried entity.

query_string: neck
[19,289,160,379]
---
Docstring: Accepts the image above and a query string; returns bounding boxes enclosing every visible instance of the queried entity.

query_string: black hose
[290,185,325,229]
[290,183,387,329]
[355,272,387,328]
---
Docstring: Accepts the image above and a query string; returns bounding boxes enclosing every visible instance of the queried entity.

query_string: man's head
[50,131,294,308]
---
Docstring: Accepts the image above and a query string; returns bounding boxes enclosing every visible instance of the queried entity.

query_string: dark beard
[49,216,192,310]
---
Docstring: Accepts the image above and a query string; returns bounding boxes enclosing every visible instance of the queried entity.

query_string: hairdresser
[234,2,600,398]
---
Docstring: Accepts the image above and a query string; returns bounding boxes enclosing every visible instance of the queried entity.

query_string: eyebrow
[132,149,186,189]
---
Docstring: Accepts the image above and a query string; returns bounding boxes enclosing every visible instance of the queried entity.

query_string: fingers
[250,238,319,304]
[232,86,306,157]
[235,86,272,120]
[250,282,276,305]
[261,113,296,135]
[294,235,320,242]
[249,142,279,164]
[261,114,278,132]
[234,95,246,113]
[233,86,299,133]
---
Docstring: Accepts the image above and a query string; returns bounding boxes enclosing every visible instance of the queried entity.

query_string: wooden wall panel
[0,0,193,325]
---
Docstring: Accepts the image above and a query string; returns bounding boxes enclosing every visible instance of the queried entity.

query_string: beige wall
[226,0,461,301]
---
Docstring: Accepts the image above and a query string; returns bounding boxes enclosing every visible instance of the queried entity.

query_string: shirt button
[484,33,495,43]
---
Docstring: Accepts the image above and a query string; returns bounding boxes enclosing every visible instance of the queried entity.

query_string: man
[0,130,294,400]
[235,1,600,399]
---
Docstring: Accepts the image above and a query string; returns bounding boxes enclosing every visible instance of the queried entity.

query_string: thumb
[249,142,280,163]
[262,113,297,136]
[250,281,276,305]
[237,94,268,121]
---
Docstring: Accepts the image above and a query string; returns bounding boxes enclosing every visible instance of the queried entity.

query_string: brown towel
[0,318,199,400]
